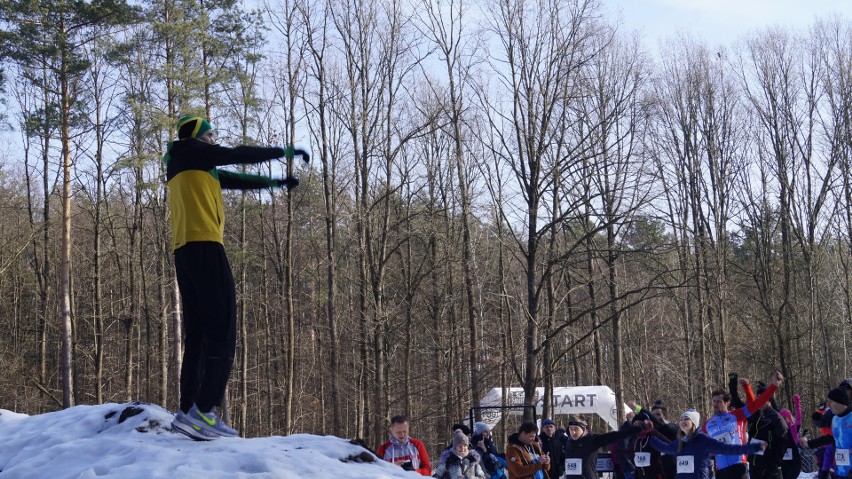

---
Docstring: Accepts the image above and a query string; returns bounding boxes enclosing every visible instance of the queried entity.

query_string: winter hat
[177,115,212,140]
[756,382,779,410]
[633,410,652,422]
[828,387,850,407]
[680,409,700,426]
[567,419,588,431]
[453,430,469,449]
[473,422,490,436]
[542,418,556,427]
[839,381,852,400]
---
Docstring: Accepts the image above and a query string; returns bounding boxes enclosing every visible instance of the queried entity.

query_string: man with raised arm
[703,371,784,479]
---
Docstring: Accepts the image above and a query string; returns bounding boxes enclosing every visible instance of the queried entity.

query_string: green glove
[283,146,310,163]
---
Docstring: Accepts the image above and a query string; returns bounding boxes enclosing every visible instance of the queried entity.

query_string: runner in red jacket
[703,371,784,479]
[377,414,432,476]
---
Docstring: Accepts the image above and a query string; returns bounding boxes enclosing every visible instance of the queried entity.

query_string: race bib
[634,452,652,468]
[783,448,793,461]
[750,439,766,456]
[836,449,851,467]
[677,456,694,474]
[714,432,735,445]
[565,458,583,475]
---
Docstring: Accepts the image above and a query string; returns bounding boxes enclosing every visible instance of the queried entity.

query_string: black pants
[751,465,782,479]
[717,463,750,479]
[175,241,236,413]
[780,450,801,479]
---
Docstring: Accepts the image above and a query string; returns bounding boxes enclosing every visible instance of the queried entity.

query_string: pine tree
[0,0,141,408]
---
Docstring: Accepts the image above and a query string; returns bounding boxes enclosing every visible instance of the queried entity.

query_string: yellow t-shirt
[167,169,225,250]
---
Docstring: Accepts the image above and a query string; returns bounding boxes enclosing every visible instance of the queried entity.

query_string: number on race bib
[565,458,583,475]
[836,449,851,467]
[677,456,695,474]
[634,452,651,468]
[783,448,793,461]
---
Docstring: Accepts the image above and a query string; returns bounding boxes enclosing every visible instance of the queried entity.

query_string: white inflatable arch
[478,385,631,431]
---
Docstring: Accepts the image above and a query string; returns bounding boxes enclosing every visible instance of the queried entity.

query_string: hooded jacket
[433,449,486,479]
[164,138,285,251]
[506,433,550,479]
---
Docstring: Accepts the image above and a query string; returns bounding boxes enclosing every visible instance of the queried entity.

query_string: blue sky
[603,0,850,48]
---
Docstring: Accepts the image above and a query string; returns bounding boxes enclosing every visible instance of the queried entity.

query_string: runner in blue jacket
[648,409,766,479]
[800,387,852,479]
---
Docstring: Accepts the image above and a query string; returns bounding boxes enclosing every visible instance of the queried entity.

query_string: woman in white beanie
[648,409,766,479]
[472,422,504,476]
[433,430,487,479]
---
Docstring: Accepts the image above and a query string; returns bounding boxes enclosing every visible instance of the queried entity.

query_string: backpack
[490,455,508,479]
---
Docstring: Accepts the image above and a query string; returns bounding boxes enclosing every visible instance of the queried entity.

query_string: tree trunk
[59,15,75,408]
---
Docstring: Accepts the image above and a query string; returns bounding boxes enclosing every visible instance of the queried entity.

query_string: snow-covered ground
[0,402,421,479]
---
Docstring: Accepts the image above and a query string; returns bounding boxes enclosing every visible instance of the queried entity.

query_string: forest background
[0,0,850,454]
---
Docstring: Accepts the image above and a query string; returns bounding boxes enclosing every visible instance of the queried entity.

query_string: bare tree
[11,62,61,406]
[298,0,353,434]
[328,0,428,444]
[649,35,751,405]
[738,26,838,394]
[418,0,485,418]
[479,0,609,415]
[575,31,650,421]
[266,0,308,434]
[819,17,852,378]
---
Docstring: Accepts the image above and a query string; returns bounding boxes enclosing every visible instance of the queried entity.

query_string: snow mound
[0,402,420,479]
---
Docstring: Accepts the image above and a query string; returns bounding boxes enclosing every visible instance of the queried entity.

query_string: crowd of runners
[376,372,852,479]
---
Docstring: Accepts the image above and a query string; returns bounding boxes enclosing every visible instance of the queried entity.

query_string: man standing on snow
[376,414,432,475]
[165,115,305,440]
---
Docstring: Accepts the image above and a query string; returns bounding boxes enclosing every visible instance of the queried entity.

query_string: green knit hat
[177,115,212,139]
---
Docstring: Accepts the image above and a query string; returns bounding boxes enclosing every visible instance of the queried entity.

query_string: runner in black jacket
[561,416,651,479]
[729,375,790,479]
[539,418,566,479]
[650,401,680,479]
